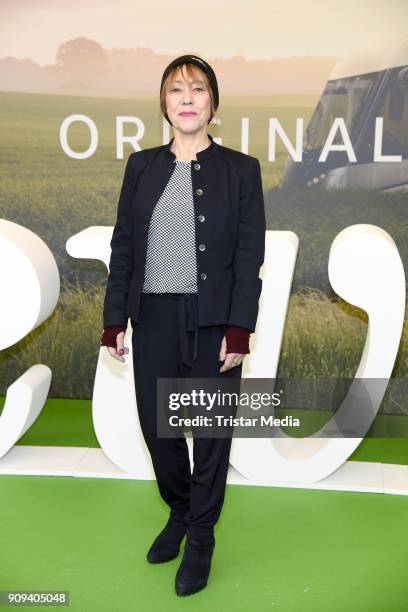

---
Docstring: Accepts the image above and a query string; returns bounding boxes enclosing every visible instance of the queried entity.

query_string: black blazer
[103,133,266,332]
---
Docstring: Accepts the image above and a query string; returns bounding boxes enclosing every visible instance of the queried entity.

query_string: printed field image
[0,90,406,412]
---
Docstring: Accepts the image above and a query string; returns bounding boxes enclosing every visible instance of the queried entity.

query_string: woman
[100,54,265,596]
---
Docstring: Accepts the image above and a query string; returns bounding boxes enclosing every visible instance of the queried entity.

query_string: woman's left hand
[218,335,245,372]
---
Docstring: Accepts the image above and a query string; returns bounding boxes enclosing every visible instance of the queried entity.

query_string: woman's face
[165,65,212,134]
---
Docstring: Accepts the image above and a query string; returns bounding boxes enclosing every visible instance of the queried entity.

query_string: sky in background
[0,0,406,65]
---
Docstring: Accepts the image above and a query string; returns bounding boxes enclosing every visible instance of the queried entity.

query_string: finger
[117,340,128,355]
[221,353,244,371]
[218,341,225,361]
[219,336,227,361]
[116,331,126,349]
[219,354,235,372]
[107,346,125,362]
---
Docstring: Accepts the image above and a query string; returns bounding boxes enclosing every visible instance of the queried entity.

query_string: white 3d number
[0,219,59,456]
[0,220,405,482]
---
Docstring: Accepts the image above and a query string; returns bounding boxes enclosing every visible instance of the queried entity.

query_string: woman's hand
[218,335,245,372]
[107,331,129,363]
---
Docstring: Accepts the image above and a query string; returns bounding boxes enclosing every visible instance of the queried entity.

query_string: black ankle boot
[175,534,216,596]
[146,518,186,564]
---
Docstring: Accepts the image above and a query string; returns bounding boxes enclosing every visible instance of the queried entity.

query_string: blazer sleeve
[227,156,266,332]
[102,153,137,328]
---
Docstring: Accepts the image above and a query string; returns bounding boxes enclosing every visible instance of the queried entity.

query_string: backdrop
[0,1,407,416]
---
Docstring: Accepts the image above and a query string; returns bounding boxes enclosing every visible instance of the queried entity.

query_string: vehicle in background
[280,36,408,191]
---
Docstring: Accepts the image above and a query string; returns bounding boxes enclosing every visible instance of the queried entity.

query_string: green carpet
[1,397,408,609]
[1,396,408,465]
[0,474,407,611]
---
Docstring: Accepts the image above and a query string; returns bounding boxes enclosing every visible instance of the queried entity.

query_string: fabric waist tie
[177,293,199,367]
[141,292,199,367]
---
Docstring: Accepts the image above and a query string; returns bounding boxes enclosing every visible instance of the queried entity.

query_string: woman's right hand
[107,331,129,363]
[100,326,128,362]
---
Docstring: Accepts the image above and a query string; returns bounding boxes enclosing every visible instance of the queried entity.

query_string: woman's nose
[181,89,193,104]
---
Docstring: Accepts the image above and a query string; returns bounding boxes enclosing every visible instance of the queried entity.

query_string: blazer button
[194,163,201,170]
[198,243,206,251]
[200,272,207,280]
[198,214,205,222]
[196,188,204,196]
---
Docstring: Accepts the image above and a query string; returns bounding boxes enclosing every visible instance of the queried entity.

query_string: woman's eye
[170,86,204,92]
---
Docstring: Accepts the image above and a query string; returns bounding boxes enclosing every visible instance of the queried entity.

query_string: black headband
[160,54,219,125]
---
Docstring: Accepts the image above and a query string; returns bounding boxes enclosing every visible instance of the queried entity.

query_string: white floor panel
[73,447,154,480]
[226,461,384,493]
[0,445,407,496]
[382,463,408,495]
[0,445,88,476]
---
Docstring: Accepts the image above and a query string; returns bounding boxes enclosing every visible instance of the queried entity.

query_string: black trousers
[131,291,242,542]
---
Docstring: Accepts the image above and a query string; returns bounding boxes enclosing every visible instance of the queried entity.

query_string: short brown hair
[160,63,216,125]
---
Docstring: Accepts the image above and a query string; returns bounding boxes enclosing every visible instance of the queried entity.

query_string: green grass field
[0,91,406,413]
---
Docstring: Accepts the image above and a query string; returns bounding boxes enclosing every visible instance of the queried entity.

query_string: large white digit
[66,228,153,475]
[231,225,406,483]
[2,220,404,484]
[0,220,60,457]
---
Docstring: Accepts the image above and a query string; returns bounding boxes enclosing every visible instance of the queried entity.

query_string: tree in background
[55,36,110,89]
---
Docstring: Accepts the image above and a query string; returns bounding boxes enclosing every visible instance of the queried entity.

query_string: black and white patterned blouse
[142,159,198,293]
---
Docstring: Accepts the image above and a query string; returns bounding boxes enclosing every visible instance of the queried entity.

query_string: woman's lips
[179,112,197,116]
